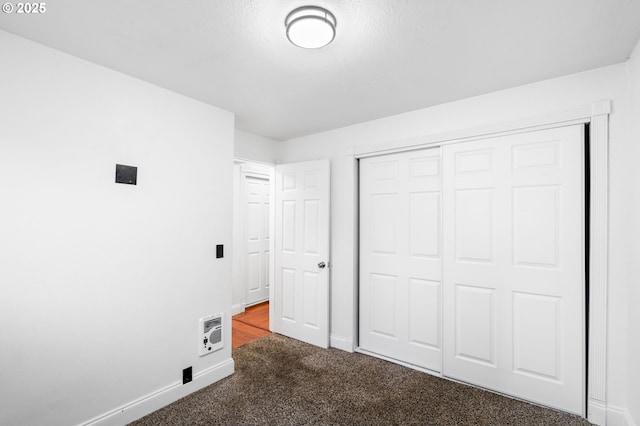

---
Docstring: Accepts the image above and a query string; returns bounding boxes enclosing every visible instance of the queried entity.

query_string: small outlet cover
[115,164,137,185]
[183,366,192,384]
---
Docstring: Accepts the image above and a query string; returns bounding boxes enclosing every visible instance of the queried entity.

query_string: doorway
[232,158,331,350]
[232,160,273,315]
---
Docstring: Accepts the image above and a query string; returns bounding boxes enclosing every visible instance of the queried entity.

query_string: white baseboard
[624,409,639,426]
[80,358,235,426]
[589,401,607,425]
[330,334,354,352]
[607,405,638,426]
[231,302,245,316]
[588,402,638,426]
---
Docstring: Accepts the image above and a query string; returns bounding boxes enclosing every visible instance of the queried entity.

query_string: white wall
[0,31,235,426]
[625,37,640,426]
[234,129,280,164]
[278,63,635,421]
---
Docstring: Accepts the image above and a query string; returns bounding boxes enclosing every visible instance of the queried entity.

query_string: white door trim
[354,105,594,159]
[586,106,609,426]
[233,161,274,314]
[353,100,611,425]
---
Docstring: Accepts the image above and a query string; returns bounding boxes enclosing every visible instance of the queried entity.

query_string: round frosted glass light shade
[286,6,336,49]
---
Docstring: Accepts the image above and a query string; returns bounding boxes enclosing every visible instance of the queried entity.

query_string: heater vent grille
[199,314,224,356]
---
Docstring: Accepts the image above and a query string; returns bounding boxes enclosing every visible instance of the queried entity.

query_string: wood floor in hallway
[232,301,271,349]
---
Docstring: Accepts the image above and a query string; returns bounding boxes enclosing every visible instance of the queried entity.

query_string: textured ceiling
[1,0,640,140]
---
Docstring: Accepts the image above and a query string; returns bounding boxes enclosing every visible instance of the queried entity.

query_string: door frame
[232,159,274,316]
[353,100,611,424]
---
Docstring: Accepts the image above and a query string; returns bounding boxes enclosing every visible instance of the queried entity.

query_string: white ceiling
[1,0,640,141]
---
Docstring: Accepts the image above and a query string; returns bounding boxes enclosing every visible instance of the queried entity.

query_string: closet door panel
[360,148,442,372]
[442,125,585,415]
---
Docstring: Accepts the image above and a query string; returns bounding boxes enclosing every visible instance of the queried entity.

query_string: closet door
[359,148,442,372]
[442,125,585,415]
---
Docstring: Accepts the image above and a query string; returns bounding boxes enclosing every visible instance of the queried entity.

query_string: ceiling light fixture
[285,6,337,49]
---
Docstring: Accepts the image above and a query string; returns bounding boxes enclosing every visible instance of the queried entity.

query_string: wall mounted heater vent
[199,314,223,356]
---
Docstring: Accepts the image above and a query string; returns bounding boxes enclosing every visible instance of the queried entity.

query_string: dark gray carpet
[131,334,590,425]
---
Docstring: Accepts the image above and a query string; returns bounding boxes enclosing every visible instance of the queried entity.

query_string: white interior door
[273,159,330,348]
[442,125,585,415]
[359,148,442,371]
[244,174,270,306]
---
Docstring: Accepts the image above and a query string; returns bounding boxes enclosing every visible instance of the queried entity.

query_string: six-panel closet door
[359,125,585,415]
[442,125,585,415]
[359,148,443,372]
